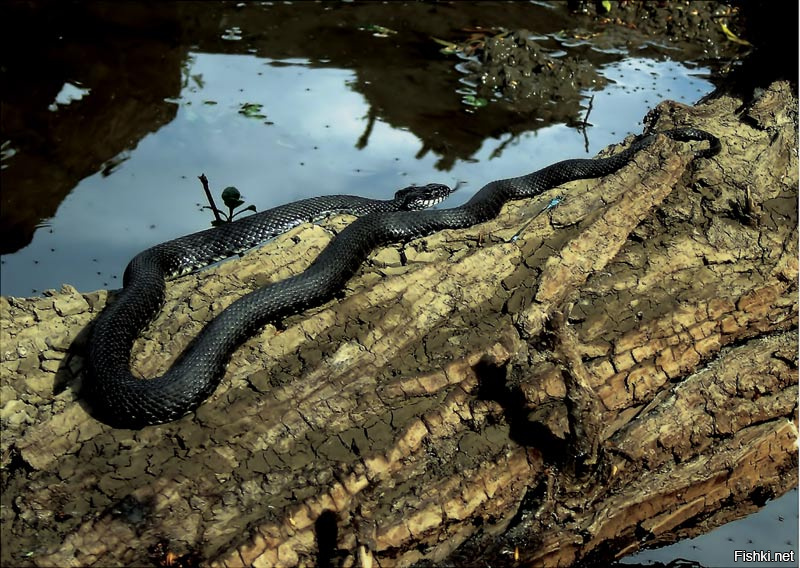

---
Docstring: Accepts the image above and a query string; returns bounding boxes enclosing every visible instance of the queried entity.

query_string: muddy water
[0,1,795,565]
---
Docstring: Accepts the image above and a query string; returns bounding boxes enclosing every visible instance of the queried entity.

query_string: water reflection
[623,490,798,567]
[0,1,184,255]
[0,48,715,296]
[0,0,666,262]
[1,1,723,294]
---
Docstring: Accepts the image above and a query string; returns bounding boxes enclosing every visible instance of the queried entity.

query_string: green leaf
[230,204,258,220]
[720,22,752,46]
[601,0,612,12]
[432,36,460,55]
[463,95,488,108]
[238,102,267,119]
[361,24,397,37]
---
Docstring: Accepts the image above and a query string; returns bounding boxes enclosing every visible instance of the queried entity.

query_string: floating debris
[238,102,267,119]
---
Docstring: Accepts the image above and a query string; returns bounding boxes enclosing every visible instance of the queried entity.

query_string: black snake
[85,128,720,428]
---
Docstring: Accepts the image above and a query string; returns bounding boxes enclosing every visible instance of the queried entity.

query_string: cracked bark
[1,81,797,568]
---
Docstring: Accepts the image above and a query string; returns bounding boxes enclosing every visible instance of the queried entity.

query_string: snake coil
[86,128,720,428]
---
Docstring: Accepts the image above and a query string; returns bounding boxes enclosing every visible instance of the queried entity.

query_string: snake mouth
[416,197,445,208]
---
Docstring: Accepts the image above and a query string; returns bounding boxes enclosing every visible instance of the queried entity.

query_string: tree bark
[1,81,797,568]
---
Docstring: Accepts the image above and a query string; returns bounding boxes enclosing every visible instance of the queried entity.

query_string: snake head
[393,183,454,210]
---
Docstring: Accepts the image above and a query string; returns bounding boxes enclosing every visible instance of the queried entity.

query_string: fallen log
[1,81,797,567]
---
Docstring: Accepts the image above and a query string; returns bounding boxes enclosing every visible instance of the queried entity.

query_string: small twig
[581,94,594,153]
[198,174,223,223]
[356,107,377,150]
[582,94,595,128]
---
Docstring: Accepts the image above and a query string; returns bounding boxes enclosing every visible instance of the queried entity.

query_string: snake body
[86,128,719,428]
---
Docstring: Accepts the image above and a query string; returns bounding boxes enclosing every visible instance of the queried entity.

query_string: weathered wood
[1,81,797,567]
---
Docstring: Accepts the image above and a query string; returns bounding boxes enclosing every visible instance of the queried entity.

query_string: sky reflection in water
[1,52,714,296]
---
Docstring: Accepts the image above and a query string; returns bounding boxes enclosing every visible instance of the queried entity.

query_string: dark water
[0,2,795,565]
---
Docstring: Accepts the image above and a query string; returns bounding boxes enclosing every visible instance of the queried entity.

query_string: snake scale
[86,128,720,428]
